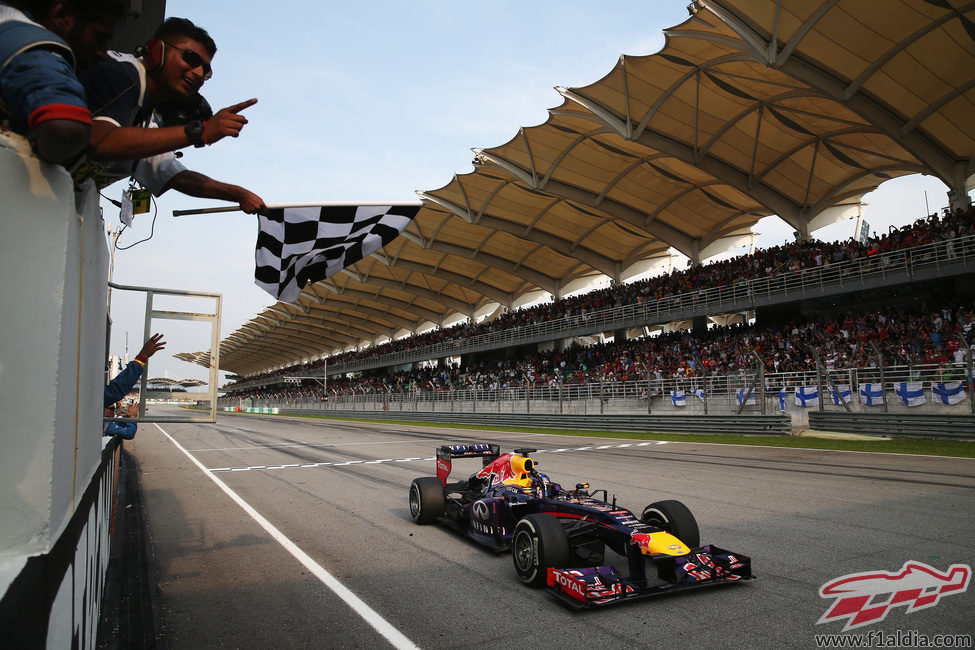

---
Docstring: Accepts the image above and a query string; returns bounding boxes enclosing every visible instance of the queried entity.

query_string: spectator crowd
[224,207,975,401]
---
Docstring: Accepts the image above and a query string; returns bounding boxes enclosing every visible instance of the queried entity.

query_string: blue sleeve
[104,361,143,407]
[0,48,89,133]
[104,422,137,439]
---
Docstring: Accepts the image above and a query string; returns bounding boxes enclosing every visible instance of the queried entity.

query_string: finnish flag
[831,385,852,405]
[778,389,786,412]
[692,389,706,403]
[894,382,925,407]
[736,388,755,406]
[670,390,686,407]
[932,381,966,405]
[860,383,883,406]
[794,386,819,408]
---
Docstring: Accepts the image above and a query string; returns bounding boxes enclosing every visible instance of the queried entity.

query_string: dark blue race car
[409,443,754,608]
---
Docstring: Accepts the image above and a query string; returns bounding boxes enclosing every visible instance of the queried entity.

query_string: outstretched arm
[87,98,258,161]
[104,334,166,407]
[88,121,190,160]
[167,170,266,214]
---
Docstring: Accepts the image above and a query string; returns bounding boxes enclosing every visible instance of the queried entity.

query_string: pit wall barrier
[808,412,975,438]
[223,406,792,436]
[0,133,114,645]
[0,440,121,646]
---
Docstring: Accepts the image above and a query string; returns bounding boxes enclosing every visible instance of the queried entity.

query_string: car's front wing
[546,545,754,609]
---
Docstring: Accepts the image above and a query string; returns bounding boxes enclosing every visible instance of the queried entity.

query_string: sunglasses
[164,41,212,80]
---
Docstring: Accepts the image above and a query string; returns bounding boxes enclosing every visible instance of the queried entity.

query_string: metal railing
[331,234,974,373]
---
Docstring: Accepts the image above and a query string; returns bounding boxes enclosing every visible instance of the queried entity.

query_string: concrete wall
[0,133,108,579]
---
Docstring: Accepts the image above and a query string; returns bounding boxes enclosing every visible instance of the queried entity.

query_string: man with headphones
[72,17,265,213]
[0,0,124,163]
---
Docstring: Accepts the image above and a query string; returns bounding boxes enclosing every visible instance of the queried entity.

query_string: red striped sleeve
[28,104,93,128]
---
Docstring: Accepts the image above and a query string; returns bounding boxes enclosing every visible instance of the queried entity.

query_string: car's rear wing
[436,443,501,485]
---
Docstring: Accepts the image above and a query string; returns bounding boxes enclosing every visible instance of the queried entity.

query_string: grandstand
[144,377,208,403]
[178,1,975,431]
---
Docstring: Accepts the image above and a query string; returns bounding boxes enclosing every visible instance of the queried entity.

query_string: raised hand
[138,333,166,359]
[204,98,258,145]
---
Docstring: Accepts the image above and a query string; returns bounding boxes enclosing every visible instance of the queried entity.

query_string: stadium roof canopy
[146,378,207,387]
[147,377,180,386]
[179,0,975,377]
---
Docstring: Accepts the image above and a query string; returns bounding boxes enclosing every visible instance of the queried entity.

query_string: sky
[103,1,963,384]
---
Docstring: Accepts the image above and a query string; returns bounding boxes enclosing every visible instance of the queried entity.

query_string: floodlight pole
[869,341,888,413]
[696,356,709,415]
[960,336,975,414]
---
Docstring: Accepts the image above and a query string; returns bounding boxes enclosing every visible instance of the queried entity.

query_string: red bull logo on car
[476,453,519,485]
[818,561,971,631]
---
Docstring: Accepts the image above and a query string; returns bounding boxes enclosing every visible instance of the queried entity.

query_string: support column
[948,187,972,213]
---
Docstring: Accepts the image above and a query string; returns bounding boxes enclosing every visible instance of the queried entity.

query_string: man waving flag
[254,203,420,302]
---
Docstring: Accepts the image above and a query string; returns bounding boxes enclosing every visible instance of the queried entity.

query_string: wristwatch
[184,120,206,148]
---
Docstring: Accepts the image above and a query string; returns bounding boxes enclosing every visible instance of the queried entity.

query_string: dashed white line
[186,440,423,452]
[208,442,669,473]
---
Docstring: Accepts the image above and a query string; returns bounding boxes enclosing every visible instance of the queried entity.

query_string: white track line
[154,424,419,650]
[207,443,673,473]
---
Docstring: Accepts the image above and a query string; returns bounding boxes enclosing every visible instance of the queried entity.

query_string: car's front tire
[511,514,570,587]
[409,477,445,524]
[641,499,700,548]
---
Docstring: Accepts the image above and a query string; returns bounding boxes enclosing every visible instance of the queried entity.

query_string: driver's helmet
[531,471,555,495]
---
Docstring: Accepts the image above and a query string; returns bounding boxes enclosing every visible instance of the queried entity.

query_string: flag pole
[172,206,242,216]
[173,201,424,217]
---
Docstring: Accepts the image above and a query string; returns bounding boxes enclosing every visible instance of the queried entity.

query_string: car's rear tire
[409,477,445,524]
[512,514,570,587]
[641,499,700,548]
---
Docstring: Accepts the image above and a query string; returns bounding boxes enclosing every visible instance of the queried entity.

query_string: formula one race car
[408,443,753,608]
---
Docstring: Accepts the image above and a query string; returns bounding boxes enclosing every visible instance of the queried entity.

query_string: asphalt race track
[127,406,975,649]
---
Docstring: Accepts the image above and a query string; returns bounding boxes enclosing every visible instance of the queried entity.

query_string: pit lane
[127,407,975,648]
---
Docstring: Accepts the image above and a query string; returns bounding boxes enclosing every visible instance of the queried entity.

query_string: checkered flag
[255,204,420,302]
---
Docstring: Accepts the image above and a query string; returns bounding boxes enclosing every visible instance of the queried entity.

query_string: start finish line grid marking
[208,441,671,473]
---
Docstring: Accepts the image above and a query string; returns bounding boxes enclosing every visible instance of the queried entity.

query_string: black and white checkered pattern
[255,204,419,303]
